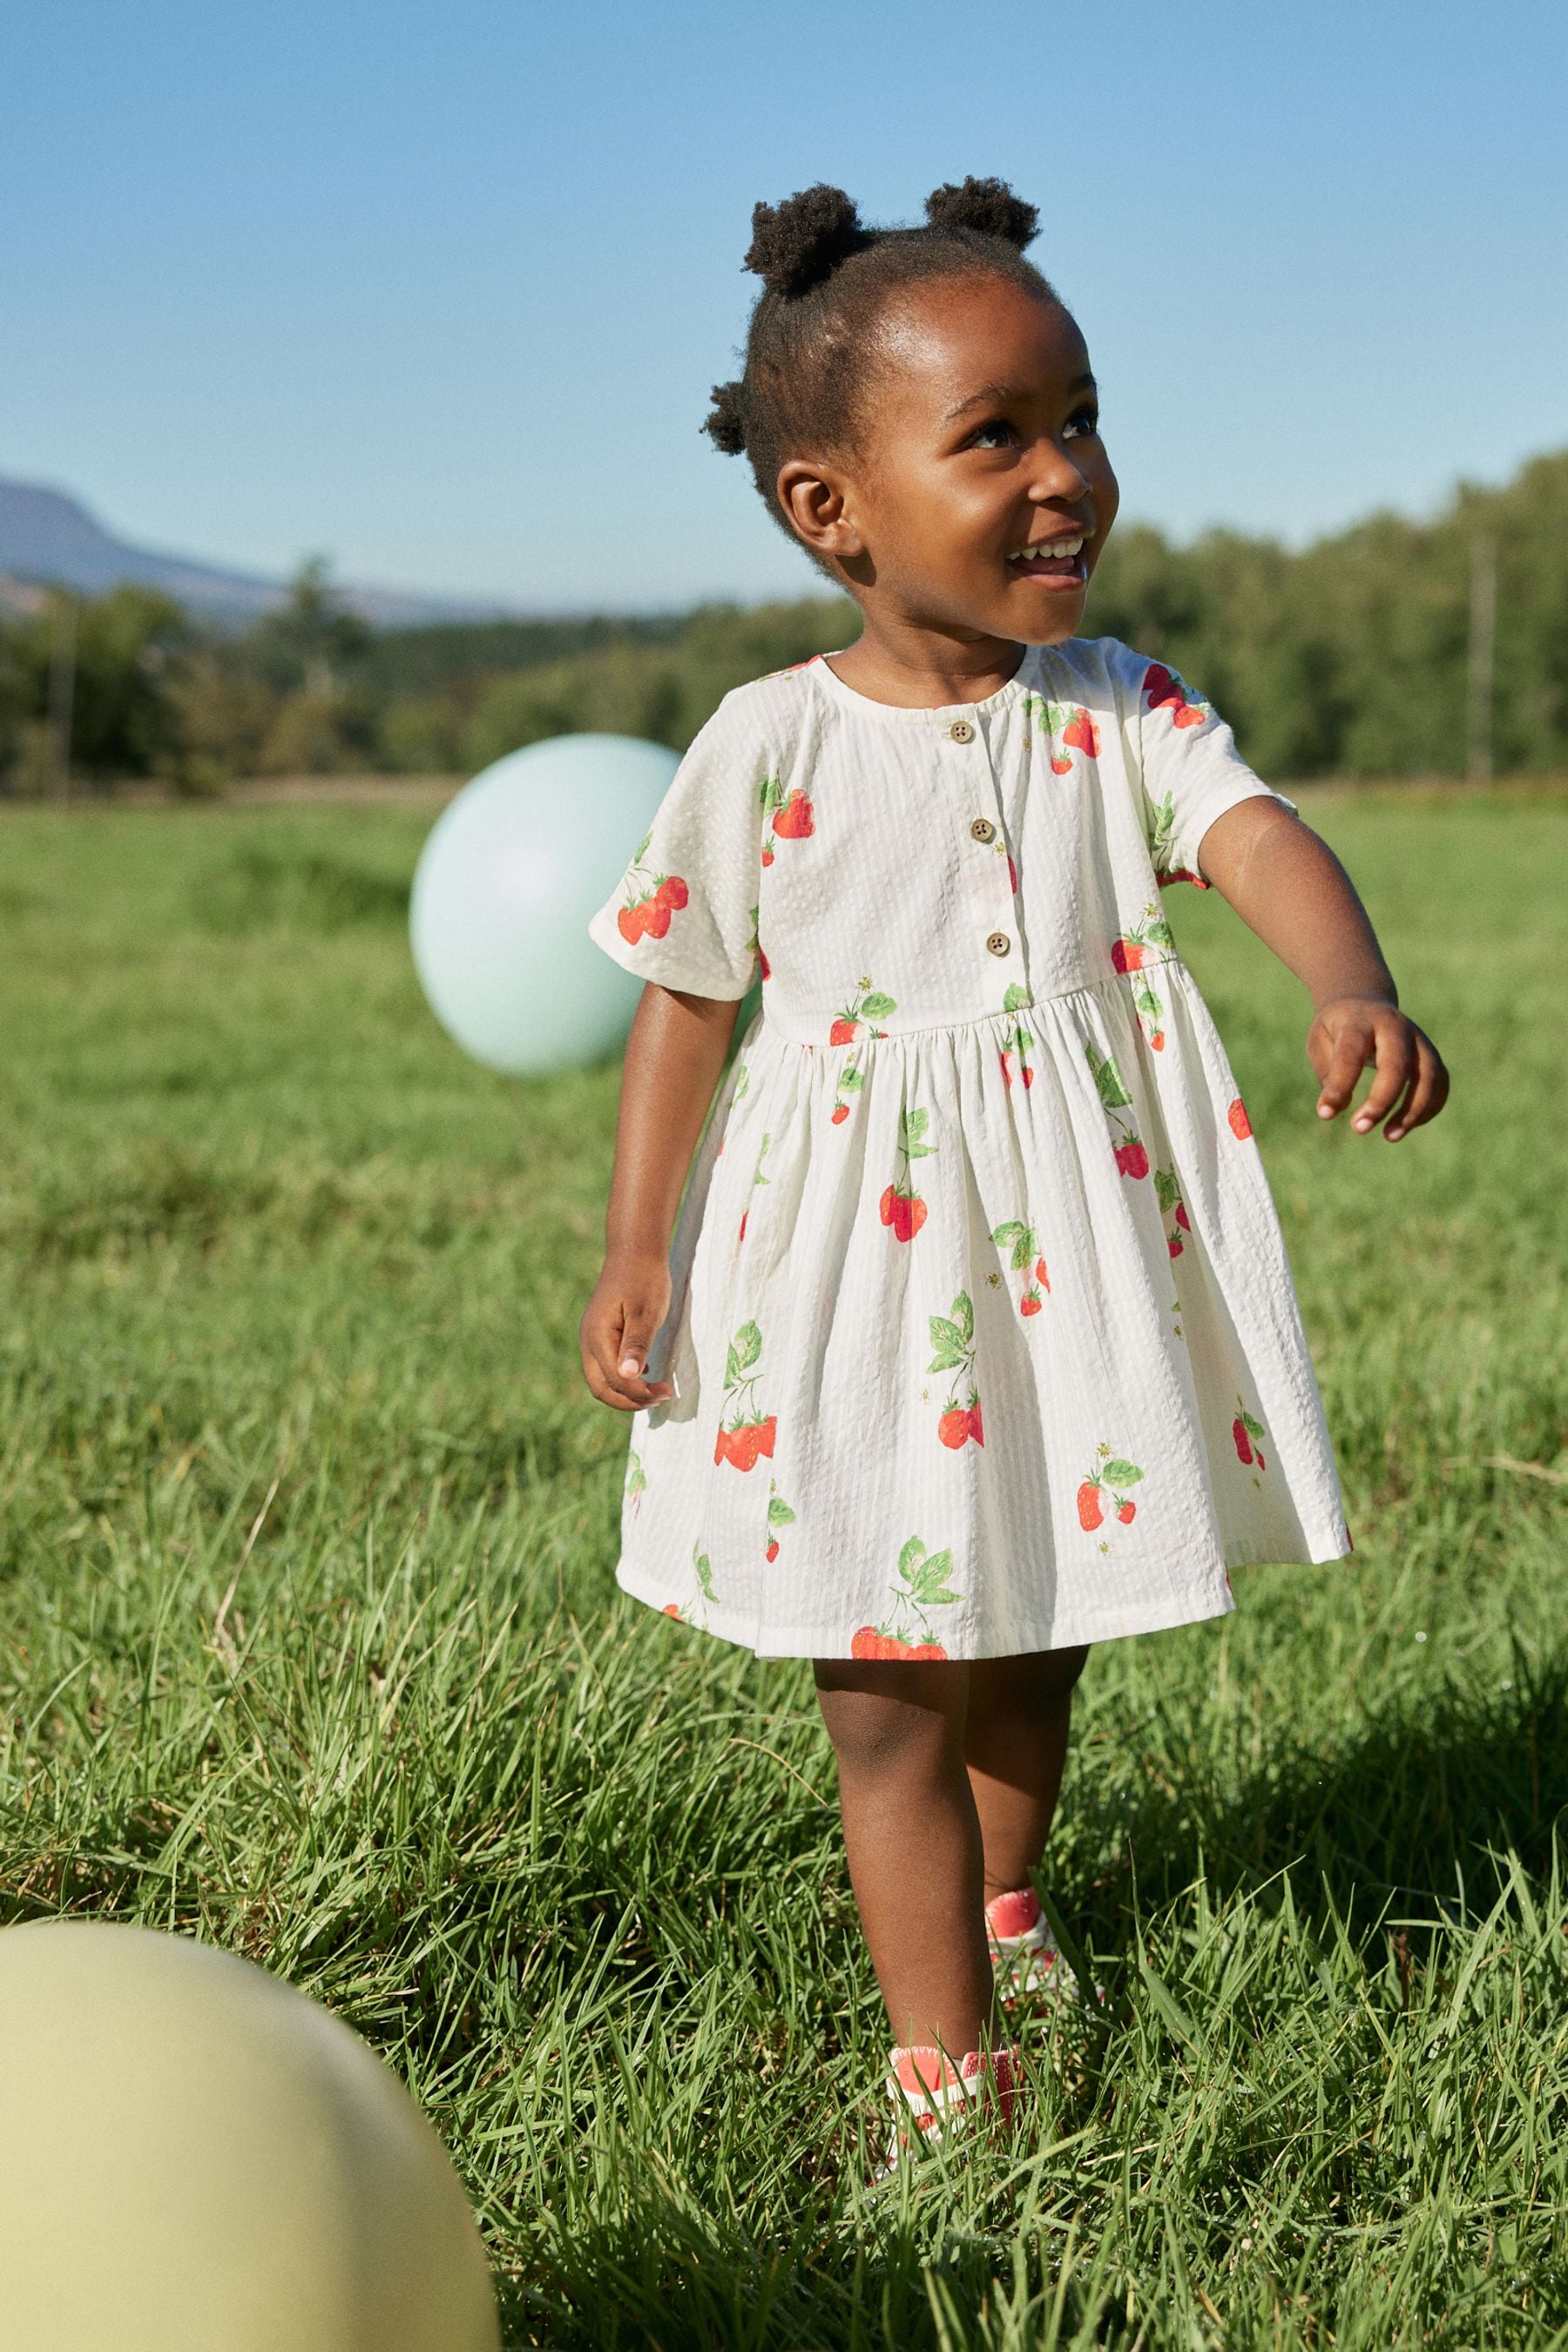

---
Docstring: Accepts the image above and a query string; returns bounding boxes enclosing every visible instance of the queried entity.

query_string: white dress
[587,638,1350,1660]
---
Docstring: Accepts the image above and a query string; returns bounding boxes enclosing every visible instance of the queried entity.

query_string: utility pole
[1467,533,1497,785]
[47,594,78,806]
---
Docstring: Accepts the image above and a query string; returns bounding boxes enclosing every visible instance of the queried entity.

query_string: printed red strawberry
[1233,1402,1267,1471]
[772,789,814,838]
[831,1102,849,1125]
[1228,1098,1253,1139]
[765,1491,794,1562]
[1167,1233,1183,1258]
[642,899,672,939]
[1114,1139,1150,1180]
[999,1051,1013,1087]
[883,1105,935,1244]
[1150,1030,1166,1050]
[717,1321,774,1473]
[1111,936,1145,973]
[1174,1202,1190,1231]
[859,1535,962,1659]
[662,1603,681,1619]
[617,901,649,943]
[1050,753,1072,777]
[831,979,896,1049]
[1061,707,1100,756]
[759,946,771,981]
[760,844,774,868]
[656,876,688,910]
[1020,1289,1043,1316]
[1007,855,1017,893]
[1079,1447,1145,1537]
[1035,1257,1050,1290]
[928,1294,979,1446]
[1143,663,1206,727]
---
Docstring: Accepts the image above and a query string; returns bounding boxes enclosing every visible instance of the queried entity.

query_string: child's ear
[775,458,865,563]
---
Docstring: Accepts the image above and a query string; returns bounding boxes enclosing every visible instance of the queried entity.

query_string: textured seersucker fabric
[587,636,1350,1659]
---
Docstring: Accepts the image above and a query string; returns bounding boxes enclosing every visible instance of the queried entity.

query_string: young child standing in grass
[578,178,1448,2159]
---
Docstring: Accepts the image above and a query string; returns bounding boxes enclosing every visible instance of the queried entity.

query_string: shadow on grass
[1088,1635,1568,1935]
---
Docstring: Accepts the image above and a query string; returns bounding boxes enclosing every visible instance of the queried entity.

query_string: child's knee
[814,1660,968,1779]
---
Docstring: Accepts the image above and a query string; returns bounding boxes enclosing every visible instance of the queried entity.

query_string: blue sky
[3,1,1564,611]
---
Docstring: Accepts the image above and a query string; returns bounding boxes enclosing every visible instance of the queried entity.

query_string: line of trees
[2,449,1564,794]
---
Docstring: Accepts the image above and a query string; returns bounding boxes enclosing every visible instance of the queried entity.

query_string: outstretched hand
[1308,997,1449,1142]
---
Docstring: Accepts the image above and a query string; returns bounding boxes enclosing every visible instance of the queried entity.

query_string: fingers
[1385,1032,1450,1142]
[1314,1016,1373,1121]
[1350,1015,1415,1134]
[580,1300,672,1413]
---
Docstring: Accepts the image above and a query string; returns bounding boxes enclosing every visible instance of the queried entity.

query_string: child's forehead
[875,276,1090,409]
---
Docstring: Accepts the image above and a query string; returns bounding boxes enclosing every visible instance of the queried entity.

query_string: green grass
[1,788,1565,2349]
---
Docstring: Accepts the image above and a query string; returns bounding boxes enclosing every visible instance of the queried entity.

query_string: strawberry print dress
[588,639,1350,1659]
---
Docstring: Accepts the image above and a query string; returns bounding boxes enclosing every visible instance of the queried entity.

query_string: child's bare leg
[814,1657,997,2055]
[964,1646,1089,1899]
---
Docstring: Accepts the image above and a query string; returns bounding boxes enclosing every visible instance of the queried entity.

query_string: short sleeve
[587,693,767,999]
[1119,649,1294,886]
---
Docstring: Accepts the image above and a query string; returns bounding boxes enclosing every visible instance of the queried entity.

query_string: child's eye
[966,416,1016,450]
[1063,406,1101,442]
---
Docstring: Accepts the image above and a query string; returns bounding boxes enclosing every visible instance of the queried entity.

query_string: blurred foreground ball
[0,1922,498,2352]
[410,732,679,1075]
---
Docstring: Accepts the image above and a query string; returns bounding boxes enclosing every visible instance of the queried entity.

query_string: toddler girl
[578,178,1448,2162]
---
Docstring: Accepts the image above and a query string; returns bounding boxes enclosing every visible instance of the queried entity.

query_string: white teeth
[1010,535,1084,563]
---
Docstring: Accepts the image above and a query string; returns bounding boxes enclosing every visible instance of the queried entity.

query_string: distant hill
[0,476,512,628]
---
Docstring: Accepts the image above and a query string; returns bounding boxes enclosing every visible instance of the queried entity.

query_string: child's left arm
[1197,798,1449,1142]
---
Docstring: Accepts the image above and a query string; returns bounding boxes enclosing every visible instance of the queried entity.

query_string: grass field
[1,787,1565,2349]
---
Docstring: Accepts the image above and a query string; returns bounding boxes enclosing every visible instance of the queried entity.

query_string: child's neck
[827,615,1030,710]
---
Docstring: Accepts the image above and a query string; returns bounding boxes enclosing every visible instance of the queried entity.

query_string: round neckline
[808,644,1041,724]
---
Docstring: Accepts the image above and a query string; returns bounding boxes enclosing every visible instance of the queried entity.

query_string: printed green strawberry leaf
[731,1320,761,1374]
[905,1548,960,1605]
[1102,1458,1144,1489]
[1135,985,1162,1017]
[1148,793,1177,863]
[1146,917,1175,950]
[693,1545,716,1602]
[767,1496,796,1526]
[1240,1409,1266,1440]
[950,1291,973,1342]
[1003,983,1031,1014]
[632,830,652,864]
[1154,1169,1181,1213]
[840,1065,863,1092]
[897,1536,927,1581]
[1085,1043,1132,1109]
[862,991,896,1020]
[625,1452,645,1497]
[927,1320,968,1373]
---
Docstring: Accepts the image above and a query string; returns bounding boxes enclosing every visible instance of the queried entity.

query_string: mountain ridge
[0,476,513,627]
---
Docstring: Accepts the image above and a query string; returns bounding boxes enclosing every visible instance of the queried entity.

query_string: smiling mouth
[1005,533,1089,584]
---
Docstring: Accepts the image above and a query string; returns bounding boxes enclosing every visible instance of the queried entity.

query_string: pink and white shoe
[985,1886,1078,2011]
[875,2041,1020,2178]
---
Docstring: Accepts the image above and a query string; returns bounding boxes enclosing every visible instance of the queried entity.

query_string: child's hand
[580,1251,674,1411]
[1308,997,1449,1141]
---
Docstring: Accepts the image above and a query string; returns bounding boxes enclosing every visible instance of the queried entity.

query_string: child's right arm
[579,981,740,1412]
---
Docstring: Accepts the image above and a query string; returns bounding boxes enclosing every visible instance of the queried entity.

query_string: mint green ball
[411,732,679,1075]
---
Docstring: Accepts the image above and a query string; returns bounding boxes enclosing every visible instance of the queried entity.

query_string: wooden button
[949,719,975,744]
[986,931,1011,957]
[970,816,996,843]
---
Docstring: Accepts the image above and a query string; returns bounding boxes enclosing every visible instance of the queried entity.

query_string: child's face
[799,274,1118,647]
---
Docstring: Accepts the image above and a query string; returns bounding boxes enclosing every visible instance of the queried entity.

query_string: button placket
[942,710,1024,993]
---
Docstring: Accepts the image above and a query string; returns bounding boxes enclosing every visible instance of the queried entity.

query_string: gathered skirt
[613,960,1349,1659]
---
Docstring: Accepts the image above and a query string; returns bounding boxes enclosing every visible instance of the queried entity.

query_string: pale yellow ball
[0,1922,500,2352]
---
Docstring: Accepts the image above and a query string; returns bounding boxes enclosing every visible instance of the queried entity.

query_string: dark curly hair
[703,178,1058,575]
